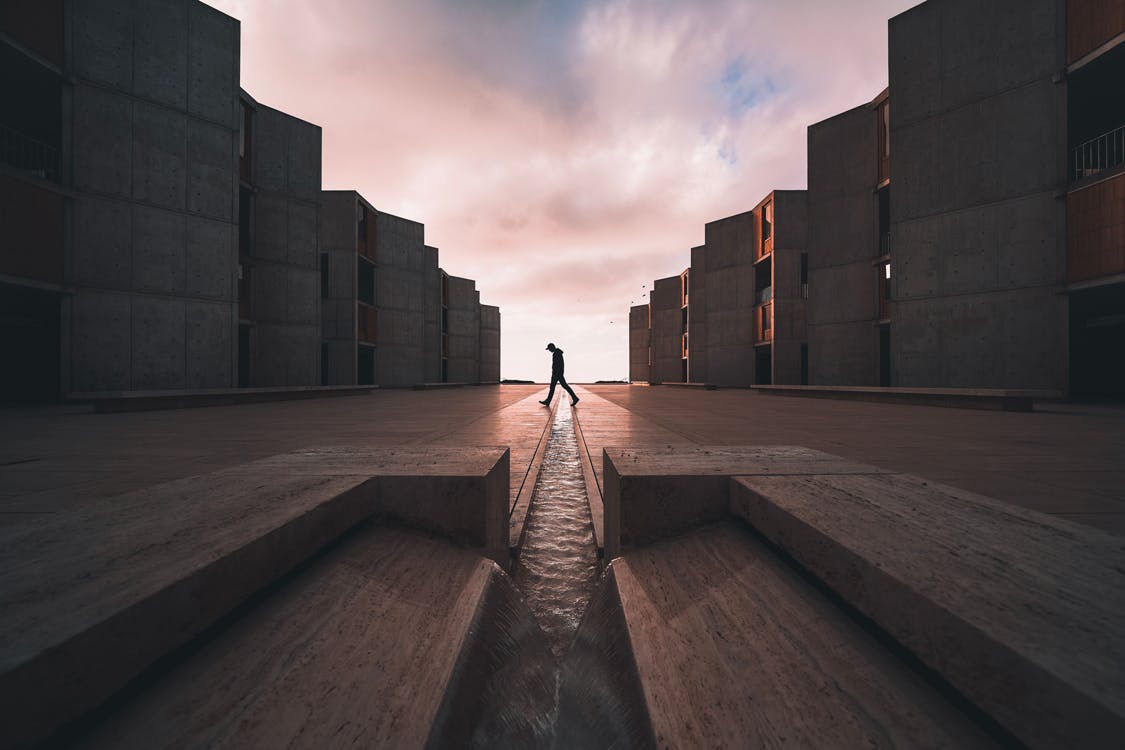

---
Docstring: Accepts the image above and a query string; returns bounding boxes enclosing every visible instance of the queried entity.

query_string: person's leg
[560,375,579,404]
[541,374,558,403]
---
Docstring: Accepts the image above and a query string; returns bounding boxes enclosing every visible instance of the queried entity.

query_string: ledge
[68,385,378,413]
[750,384,1062,411]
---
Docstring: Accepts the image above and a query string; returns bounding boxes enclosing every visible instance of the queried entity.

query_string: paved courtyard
[2,384,1123,535]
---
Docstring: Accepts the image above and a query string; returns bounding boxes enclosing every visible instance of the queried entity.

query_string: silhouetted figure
[540,343,579,406]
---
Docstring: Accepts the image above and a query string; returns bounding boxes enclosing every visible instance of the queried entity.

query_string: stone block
[133,0,188,109]
[602,445,886,560]
[73,85,132,198]
[186,215,234,299]
[730,471,1125,750]
[185,300,232,388]
[131,295,185,390]
[133,205,186,295]
[73,196,131,290]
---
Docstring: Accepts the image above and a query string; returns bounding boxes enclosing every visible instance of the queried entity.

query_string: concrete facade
[479,304,501,384]
[445,275,481,383]
[628,304,650,383]
[63,0,241,393]
[888,0,1069,391]
[239,93,321,387]
[691,216,755,387]
[373,211,429,387]
[649,275,684,384]
[807,96,884,386]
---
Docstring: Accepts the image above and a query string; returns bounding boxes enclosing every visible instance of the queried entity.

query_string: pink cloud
[207,0,918,382]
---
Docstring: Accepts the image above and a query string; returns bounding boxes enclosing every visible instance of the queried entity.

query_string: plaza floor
[2,384,1123,535]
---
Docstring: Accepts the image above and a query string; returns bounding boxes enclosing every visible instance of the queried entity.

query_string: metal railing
[0,123,60,181]
[1072,124,1125,182]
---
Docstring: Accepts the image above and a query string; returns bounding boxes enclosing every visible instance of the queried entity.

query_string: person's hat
[546,343,554,350]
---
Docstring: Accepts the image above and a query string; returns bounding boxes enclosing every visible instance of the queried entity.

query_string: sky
[207,0,919,383]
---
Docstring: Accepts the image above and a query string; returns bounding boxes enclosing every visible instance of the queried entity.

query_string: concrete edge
[509,396,559,559]
[2,446,513,749]
[70,385,378,413]
[749,385,1050,411]
[3,477,378,750]
[569,403,605,557]
[727,475,1125,749]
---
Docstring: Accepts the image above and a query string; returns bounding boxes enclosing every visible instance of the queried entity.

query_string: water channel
[512,403,601,659]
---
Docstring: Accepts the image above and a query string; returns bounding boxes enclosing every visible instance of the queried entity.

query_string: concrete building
[238,90,321,387]
[887,0,1124,395]
[319,192,499,386]
[479,303,501,384]
[806,90,891,386]
[647,274,685,384]
[632,191,808,387]
[1,0,243,398]
[628,303,650,383]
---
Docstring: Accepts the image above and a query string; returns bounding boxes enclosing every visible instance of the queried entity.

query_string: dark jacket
[552,348,565,375]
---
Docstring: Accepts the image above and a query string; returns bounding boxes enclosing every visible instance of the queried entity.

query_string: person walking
[540,342,579,406]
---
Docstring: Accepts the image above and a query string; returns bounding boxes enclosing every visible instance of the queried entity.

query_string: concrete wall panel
[132,296,186,390]
[253,109,287,192]
[187,118,235,220]
[73,0,132,92]
[132,102,187,209]
[133,205,186,295]
[187,1,238,126]
[287,200,318,268]
[186,216,233,300]
[73,85,132,197]
[185,300,231,388]
[134,0,188,109]
[251,263,287,322]
[253,193,288,263]
[809,322,877,386]
[71,291,131,392]
[287,121,321,202]
[286,268,318,326]
[74,197,132,290]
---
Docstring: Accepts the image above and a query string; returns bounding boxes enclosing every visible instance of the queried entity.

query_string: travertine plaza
[2,0,1124,748]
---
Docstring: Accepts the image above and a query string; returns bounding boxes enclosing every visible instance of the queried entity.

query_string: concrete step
[68,385,378,413]
[601,445,1125,749]
[558,522,1000,748]
[750,384,1061,411]
[69,526,555,749]
[732,472,1125,750]
[0,446,509,750]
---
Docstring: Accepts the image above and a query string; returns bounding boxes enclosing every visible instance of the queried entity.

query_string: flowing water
[512,404,601,659]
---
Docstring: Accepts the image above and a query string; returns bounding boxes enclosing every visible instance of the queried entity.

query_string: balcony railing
[1072,124,1125,182]
[755,303,773,344]
[0,124,60,182]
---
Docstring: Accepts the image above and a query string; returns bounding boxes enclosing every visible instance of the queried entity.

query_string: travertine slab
[603,445,887,559]
[72,526,554,749]
[558,523,998,748]
[0,446,509,750]
[731,473,1125,750]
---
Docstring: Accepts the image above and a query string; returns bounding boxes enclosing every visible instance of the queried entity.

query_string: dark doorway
[755,347,772,385]
[1070,283,1125,400]
[0,283,59,402]
[879,325,891,386]
[357,344,375,385]
[238,324,251,387]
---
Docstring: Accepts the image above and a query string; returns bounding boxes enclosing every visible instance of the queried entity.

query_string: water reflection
[512,404,600,659]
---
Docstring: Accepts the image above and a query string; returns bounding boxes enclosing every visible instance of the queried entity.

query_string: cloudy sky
[208,0,918,382]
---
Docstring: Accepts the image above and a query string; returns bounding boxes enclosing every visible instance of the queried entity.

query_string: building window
[681,270,690,305]
[761,200,773,245]
[681,305,688,334]
[320,253,329,299]
[239,187,253,258]
[358,257,375,306]
[877,99,890,184]
[878,261,891,320]
[239,100,252,181]
[800,252,808,298]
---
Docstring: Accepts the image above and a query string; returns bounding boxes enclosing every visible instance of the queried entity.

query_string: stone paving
[578,385,1125,536]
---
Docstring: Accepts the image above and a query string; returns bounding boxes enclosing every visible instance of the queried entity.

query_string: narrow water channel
[512,403,601,659]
